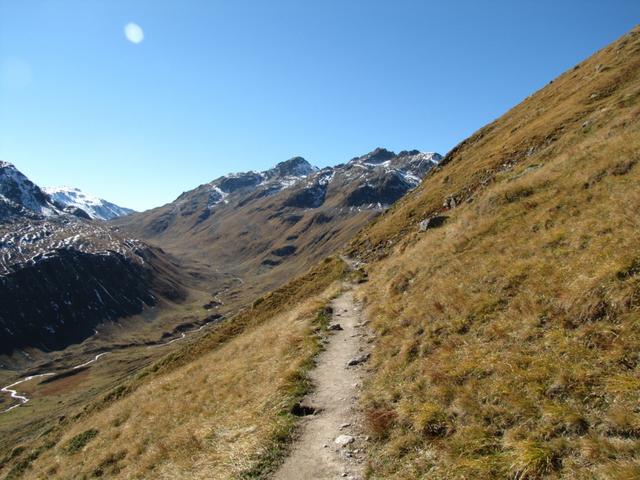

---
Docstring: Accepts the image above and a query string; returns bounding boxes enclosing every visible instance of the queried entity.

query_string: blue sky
[0,1,638,211]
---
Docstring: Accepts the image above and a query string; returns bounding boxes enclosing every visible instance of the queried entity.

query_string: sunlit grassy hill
[349,26,640,479]
[1,258,347,479]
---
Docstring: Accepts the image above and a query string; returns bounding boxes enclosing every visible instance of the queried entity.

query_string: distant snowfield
[43,186,135,220]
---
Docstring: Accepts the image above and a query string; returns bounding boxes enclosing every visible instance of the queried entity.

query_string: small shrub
[616,257,640,280]
[92,450,127,477]
[8,446,25,460]
[366,407,397,440]
[64,428,99,454]
[252,296,265,308]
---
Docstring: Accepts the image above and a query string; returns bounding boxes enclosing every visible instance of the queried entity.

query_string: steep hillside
[347,26,640,478]
[0,257,348,479]
[43,187,135,220]
[114,149,440,298]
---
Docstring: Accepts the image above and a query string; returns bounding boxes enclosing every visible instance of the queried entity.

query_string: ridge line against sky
[1,0,639,211]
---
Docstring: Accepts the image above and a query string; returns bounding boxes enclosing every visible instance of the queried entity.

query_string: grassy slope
[1,258,346,479]
[349,27,640,479]
[0,267,217,456]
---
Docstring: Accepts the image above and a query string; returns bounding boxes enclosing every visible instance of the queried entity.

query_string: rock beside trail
[329,323,343,331]
[347,353,370,367]
[418,215,447,231]
[335,434,355,447]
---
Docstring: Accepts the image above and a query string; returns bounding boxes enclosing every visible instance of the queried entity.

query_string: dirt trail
[273,287,370,480]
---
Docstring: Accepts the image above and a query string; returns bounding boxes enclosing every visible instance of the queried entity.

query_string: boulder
[334,434,355,447]
[418,215,447,232]
[443,196,457,209]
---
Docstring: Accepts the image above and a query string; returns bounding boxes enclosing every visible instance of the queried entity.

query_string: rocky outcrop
[283,183,327,208]
[0,161,60,222]
[267,156,316,178]
[344,172,413,207]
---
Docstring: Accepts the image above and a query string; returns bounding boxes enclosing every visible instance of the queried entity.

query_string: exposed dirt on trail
[273,287,370,480]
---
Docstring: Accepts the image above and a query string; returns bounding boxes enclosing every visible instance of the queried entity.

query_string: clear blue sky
[1,1,638,210]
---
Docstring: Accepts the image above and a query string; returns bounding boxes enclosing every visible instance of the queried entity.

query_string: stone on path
[334,434,355,447]
[347,353,370,367]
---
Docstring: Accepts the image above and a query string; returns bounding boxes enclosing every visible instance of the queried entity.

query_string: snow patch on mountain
[43,186,135,220]
[207,186,228,207]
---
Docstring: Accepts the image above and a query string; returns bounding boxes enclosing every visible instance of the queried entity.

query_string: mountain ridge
[113,147,441,302]
[43,186,135,221]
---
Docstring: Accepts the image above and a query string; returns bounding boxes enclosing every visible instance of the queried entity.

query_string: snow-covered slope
[0,161,60,221]
[44,186,135,220]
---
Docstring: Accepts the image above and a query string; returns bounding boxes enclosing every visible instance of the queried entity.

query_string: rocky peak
[208,156,317,197]
[267,157,316,179]
[397,149,421,157]
[351,147,396,165]
[0,161,59,221]
[213,171,264,194]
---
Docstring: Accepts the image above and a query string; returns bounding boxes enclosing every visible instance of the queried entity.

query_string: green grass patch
[64,428,99,454]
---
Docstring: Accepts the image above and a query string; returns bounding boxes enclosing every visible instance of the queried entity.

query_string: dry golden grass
[352,26,640,479]
[1,258,346,479]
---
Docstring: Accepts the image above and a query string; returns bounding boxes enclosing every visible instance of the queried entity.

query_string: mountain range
[0,162,134,222]
[113,148,440,298]
[0,148,439,357]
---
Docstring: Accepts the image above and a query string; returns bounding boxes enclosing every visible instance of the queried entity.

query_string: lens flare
[124,23,144,44]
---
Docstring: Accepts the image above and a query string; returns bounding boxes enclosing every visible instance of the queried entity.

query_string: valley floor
[274,288,370,480]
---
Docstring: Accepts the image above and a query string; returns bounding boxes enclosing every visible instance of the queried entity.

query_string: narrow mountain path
[273,287,370,480]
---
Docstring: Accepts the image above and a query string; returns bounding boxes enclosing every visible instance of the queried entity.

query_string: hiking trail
[273,287,370,480]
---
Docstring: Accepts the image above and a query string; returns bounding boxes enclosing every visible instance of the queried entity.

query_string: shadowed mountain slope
[0,161,60,222]
[0,163,193,356]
